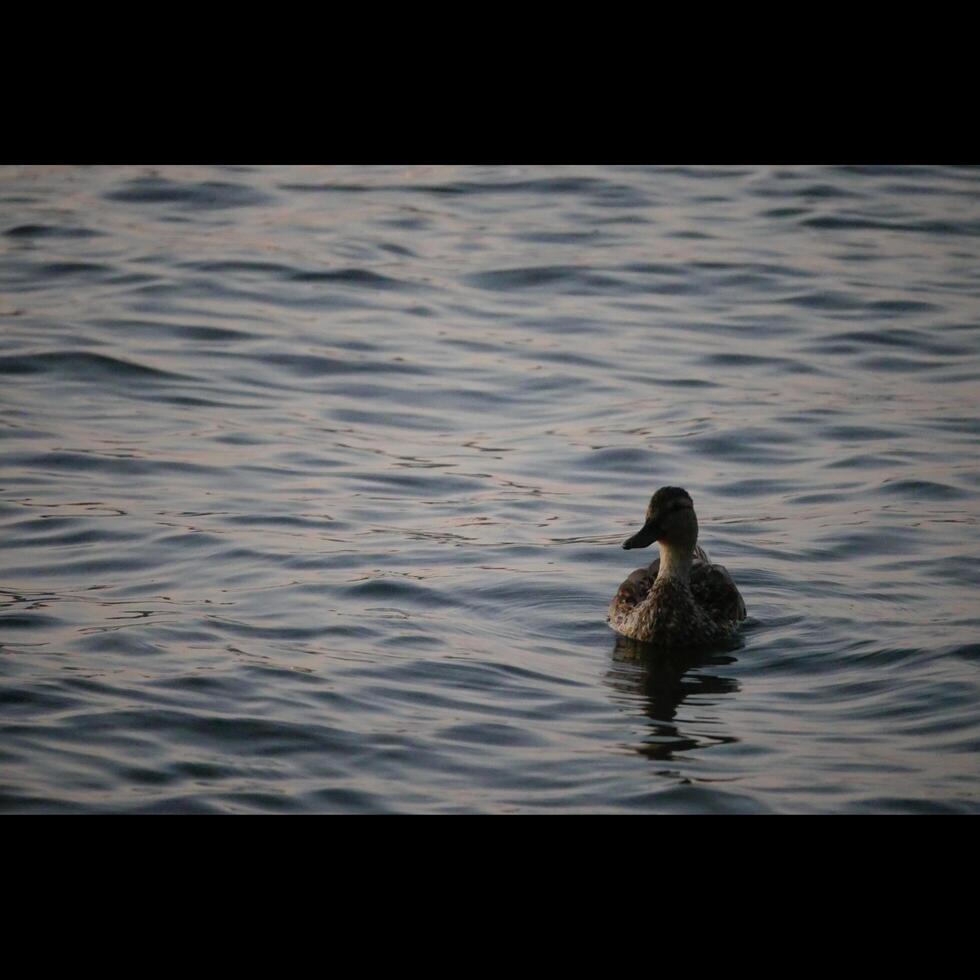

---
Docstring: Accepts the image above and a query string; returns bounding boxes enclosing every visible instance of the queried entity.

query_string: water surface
[2,164,979,813]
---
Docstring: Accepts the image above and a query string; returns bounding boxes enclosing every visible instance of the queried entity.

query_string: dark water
[2,164,979,813]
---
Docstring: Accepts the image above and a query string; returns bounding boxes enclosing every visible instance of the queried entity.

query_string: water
[2,164,979,813]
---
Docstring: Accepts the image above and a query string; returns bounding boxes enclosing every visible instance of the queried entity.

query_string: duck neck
[655,542,694,585]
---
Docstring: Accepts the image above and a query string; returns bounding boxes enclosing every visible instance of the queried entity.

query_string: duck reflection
[607,635,740,761]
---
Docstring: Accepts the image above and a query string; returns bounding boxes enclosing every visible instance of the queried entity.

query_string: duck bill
[622,519,661,550]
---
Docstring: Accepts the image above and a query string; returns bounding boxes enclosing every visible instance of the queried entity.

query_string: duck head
[622,486,699,554]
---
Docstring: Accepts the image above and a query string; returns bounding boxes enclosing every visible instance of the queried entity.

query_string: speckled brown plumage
[609,555,745,648]
[608,487,746,648]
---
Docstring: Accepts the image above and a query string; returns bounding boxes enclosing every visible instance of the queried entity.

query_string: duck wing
[690,561,746,624]
[612,564,657,613]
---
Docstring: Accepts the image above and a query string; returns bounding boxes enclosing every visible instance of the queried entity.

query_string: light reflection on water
[1,164,979,812]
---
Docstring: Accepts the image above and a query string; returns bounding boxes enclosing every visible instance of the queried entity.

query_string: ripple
[466,266,621,292]
[104,176,274,210]
[256,351,423,378]
[290,268,419,290]
[801,214,980,236]
[5,223,102,239]
[0,350,190,383]
[878,479,967,500]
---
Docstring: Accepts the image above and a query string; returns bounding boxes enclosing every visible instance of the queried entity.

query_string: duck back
[609,554,745,647]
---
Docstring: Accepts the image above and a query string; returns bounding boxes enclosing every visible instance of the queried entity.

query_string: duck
[608,486,746,648]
